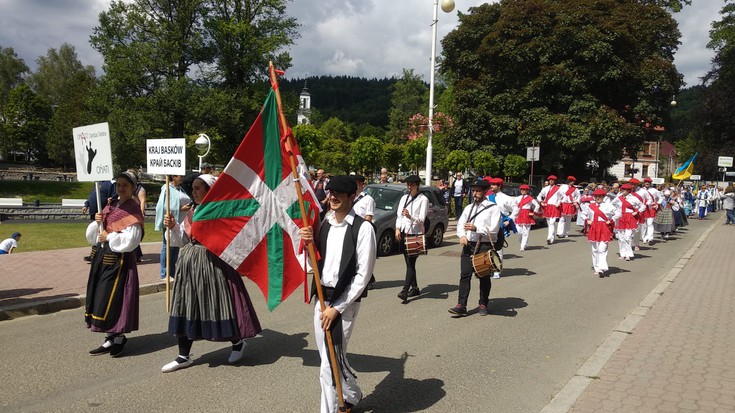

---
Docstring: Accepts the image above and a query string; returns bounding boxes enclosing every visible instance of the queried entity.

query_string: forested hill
[280,76,397,128]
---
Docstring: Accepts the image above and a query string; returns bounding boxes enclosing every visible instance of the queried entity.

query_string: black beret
[352,174,366,183]
[405,175,421,184]
[471,179,490,190]
[326,175,357,194]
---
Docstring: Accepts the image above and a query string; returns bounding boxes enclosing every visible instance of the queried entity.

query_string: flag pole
[268,62,347,411]
[165,175,171,313]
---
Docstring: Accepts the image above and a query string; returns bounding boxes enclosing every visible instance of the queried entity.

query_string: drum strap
[468,204,491,223]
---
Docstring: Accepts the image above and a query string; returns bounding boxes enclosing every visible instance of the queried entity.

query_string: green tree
[319,117,351,141]
[441,0,683,179]
[443,149,470,175]
[387,69,428,143]
[350,136,383,175]
[292,123,323,166]
[4,84,51,162]
[317,138,350,174]
[472,151,500,177]
[382,142,403,172]
[503,153,527,181]
[403,136,427,175]
[0,46,30,158]
[32,44,97,168]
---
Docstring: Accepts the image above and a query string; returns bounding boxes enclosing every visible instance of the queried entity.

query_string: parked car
[363,183,450,256]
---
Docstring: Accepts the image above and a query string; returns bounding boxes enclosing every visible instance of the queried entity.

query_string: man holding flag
[300,176,377,413]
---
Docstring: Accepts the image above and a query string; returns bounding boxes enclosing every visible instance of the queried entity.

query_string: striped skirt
[653,208,675,234]
[169,243,262,342]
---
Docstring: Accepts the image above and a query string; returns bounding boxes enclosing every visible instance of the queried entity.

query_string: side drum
[472,250,502,278]
[404,234,427,257]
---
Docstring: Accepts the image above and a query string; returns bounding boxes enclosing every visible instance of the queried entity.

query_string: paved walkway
[544,214,735,413]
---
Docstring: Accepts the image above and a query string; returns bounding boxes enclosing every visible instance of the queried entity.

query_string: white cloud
[0,0,723,87]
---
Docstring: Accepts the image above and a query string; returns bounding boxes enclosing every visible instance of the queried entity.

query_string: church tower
[297,82,311,125]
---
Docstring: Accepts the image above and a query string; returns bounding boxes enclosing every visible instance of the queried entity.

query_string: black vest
[310,214,368,303]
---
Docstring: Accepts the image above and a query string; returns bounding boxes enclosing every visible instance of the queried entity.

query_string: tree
[503,153,527,181]
[441,0,683,178]
[32,44,97,168]
[443,149,470,175]
[316,138,350,174]
[403,136,427,175]
[0,46,30,158]
[319,117,351,141]
[472,151,500,177]
[387,69,428,143]
[382,142,403,172]
[292,123,323,166]
[350,136,383,175]
[3,84,51,162]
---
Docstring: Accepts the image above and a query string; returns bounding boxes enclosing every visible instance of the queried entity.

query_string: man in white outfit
[300,176,377,413]
[511,185,541,251]
[613,183,646,261]
[488,177,514,278]
[639,177,660,245]
[557,175,580,238]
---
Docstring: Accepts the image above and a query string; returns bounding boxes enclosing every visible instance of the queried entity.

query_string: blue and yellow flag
[672,152,697,181]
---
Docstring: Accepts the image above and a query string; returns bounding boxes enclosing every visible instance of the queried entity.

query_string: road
[0,218,715,412]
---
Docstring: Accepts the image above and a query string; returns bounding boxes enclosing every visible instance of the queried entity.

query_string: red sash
[588,203,606,223]
[518,195,533,209]
[546,185,560,202]
[619,195,635,213]
[565,186,576,197]
[630,191,644,203]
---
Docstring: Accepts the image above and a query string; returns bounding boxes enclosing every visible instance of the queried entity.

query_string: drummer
[449,179,502,317]
[395,175,429,302]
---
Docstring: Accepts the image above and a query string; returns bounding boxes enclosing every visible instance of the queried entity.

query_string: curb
[539,217,721,413]
[0,280,171,322]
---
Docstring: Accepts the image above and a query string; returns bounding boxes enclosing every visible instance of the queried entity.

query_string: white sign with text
[690,174,701,181]
[526,146,540,161]
[73,122,113,182]
[718,156,733,167]
[651,177,665,185]
[146,138,186,175]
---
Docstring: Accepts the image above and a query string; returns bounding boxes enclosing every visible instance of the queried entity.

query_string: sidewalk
[544,214,735,413]
[0,242,168,320]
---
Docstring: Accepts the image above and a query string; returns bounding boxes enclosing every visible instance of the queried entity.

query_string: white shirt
[537,184,563,206]
[320,211,376,313]
[558,184,581,204]
[457,199,502,243]
[493,191,515,216]
[452,179,464,196]
[352,192,375,219]
[0,238,18,253]
[510,195,541,220]
[580,200,620,223]
[641,186,660,206]
[86,221,142,253]
[614,193,646,214]
[395,193,428,234]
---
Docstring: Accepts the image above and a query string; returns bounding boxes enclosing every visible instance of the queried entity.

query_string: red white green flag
[191,88,320,311]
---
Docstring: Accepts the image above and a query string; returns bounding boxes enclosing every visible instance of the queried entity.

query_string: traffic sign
[718,156,733,167]
[526,146,540,161]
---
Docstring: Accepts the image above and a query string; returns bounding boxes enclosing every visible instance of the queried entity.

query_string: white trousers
[642,217,655,243]
[590,241,609,272]
[633,223,643,247]
[314,302,362,413]
[557,215,573,237]
[494,248,504,276]
[546,218,558,242]
[616,229,634,258]
[517,224,532,250]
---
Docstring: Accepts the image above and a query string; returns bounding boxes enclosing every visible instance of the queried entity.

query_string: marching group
[79,165,732,413]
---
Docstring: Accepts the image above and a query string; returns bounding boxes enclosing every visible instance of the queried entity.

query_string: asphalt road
[0,219,714,412]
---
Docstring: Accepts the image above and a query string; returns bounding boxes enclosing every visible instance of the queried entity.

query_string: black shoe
[448,304,467,316]
[109,336,127,358]
[478,304,489,316]
[89,340,113,356]
[367,281,375,290]
[83,255,92,262]
[407,288,421,297]
[397,290,408,301]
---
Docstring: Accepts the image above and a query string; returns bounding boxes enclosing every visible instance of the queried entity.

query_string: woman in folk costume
[511,184,541,251]
[577,186,595,234]
[536,174,563,244]
[86,171,145,357]
[160,174,262,372]
[613,183,646,261]
[581,188,620,277]
[654,189,678,239]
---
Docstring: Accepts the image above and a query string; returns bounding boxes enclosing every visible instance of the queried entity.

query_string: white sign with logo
[651,177,665,185]
[726,171,735,177]
[526,146,540,161]
[146,138,186,175]
[690,174,701,181]
[718,156,733,167]
[73,122,113,182]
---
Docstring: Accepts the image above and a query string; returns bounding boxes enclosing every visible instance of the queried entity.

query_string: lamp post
[195,133,211,172]
[425,0,456,187]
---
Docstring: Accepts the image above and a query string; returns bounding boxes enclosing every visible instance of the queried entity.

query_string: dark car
[364,183,450,256]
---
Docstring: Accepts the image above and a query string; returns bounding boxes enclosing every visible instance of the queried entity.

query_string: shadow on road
[606,267,630,276]
[500,267,537,277]
[488,296,527,317]
[408,283,458,302]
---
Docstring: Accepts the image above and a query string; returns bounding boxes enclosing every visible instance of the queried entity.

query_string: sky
[0,0,725,88]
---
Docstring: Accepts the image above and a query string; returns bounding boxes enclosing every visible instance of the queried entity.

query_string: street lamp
[195,133,211,172]
[425,0,456,187]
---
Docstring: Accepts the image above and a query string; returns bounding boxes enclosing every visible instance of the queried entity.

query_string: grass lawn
[0,180,162,204]
[2,221,159,253]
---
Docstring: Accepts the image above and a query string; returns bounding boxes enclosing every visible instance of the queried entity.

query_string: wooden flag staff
[268,62,348,412]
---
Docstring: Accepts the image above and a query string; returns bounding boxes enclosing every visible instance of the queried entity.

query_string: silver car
[363,183,450,256]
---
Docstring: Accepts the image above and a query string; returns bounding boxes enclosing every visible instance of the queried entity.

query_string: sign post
[146,138,186,312]
[526,146,540,185]
[73,122,114,230]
